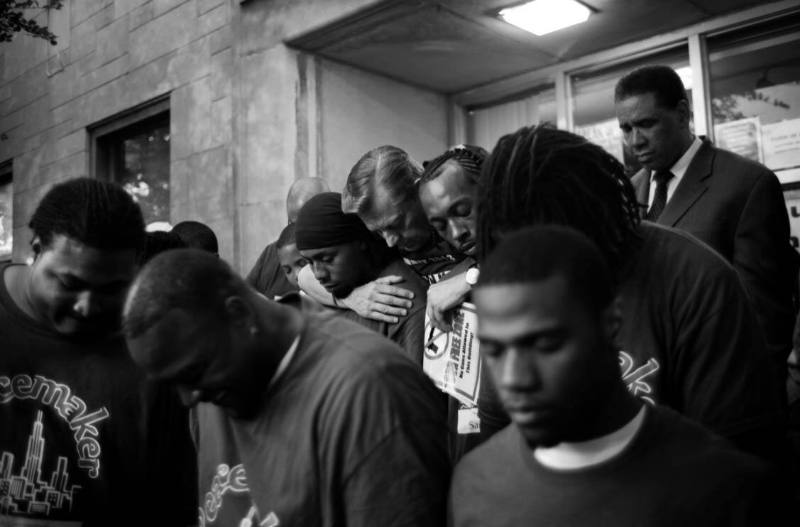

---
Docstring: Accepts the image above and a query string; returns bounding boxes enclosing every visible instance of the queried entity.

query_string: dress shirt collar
[648,136,702,205]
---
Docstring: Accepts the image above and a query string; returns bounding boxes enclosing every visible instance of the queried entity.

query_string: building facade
[1,0,798,269]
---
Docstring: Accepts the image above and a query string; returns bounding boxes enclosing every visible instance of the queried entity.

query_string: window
[0,161,11,261]
[707,15,800,185]
[467,86,556,151]
[90,97,171,230]
[570,46,690,171]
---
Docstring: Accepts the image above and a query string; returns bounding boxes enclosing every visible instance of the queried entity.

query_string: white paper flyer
[422,302,481,406]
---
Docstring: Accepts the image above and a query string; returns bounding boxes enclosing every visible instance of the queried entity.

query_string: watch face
[466,267,480,286]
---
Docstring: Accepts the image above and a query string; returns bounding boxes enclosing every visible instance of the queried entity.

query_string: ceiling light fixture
[499,0,592,36]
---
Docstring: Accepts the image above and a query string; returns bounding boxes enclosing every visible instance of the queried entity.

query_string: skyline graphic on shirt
[0,410,81,518]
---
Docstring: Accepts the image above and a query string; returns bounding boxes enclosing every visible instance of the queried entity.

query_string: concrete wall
[0,0,235,262]
[232,0,449,273]
[0,0,450,272]
[318,59,448,192]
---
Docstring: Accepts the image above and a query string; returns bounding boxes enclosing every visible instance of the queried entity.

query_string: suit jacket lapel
[658,139,713,226]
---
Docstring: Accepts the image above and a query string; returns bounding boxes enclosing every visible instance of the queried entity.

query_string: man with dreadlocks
[417,145,498,459]
[475,124,785,464]
[295,192,428,364]
[418,145,486,331]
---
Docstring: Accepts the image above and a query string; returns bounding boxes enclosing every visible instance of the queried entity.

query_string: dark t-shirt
[450,406,781,527]
[0,264,196,526]
[402,237,465,285]
[245,241,296,299]
[336,259,428,365]
[194,314,450,527]
[477,223,785,459]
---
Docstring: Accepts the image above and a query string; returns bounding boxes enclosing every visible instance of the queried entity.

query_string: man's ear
[602,295,623,344]
[223,295,255,328]
[30,236,43,261]
[676,99,692,128]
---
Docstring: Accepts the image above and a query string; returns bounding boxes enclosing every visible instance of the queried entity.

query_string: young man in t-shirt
[123,249,450,527]
[0,178,195,526]
[450,225,781,526]
[295,192,427,364]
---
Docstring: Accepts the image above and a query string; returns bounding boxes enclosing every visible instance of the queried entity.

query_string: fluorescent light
[499,0,592,36]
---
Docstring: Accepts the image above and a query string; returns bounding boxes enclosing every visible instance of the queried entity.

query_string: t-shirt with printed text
[193,313,450,527]
[450,405,782,527]
[476,223,785,460]
[0,264,197,526]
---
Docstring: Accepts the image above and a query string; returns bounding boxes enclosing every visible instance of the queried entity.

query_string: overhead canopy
[287,0,771,96]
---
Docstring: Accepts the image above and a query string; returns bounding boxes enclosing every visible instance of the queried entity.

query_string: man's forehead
[362,194,403,230]
[617,92,667,115]
[475,280,572,337]
[42,234,138,279]
[422,166,472,201]
[277,243,300,257]
[300,244,345,258]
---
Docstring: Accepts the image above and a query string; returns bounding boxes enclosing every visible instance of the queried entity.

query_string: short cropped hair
[479,225,614,312]
[172,220,219,254]
[614,65,688,109]
[141,231,186,265]
[477,124,640,273]
[124,249,244,340]
[342,146,423,215]
[276,223,296,250]
[420,144,488,186]
[29,177,145,254]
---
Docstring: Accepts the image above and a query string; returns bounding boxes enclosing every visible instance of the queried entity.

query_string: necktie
[646,170,673,221]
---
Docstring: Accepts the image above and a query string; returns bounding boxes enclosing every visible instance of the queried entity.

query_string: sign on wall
[783,186,800,253]
[714,117,763,163]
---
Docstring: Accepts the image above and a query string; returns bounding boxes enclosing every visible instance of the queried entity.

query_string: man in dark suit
[615,65,797,381]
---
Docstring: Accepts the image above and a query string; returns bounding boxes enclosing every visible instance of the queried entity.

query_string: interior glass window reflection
[708,16,800,185]
[95,112,171,230]
[467,86,556,151]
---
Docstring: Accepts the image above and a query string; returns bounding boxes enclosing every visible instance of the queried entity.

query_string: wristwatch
[465,266,480,287]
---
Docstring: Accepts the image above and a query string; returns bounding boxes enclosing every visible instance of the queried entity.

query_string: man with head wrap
[296,192,428,365]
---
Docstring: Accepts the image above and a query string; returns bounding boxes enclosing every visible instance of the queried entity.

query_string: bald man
[246,177,329,297]
[124,249,449,526]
